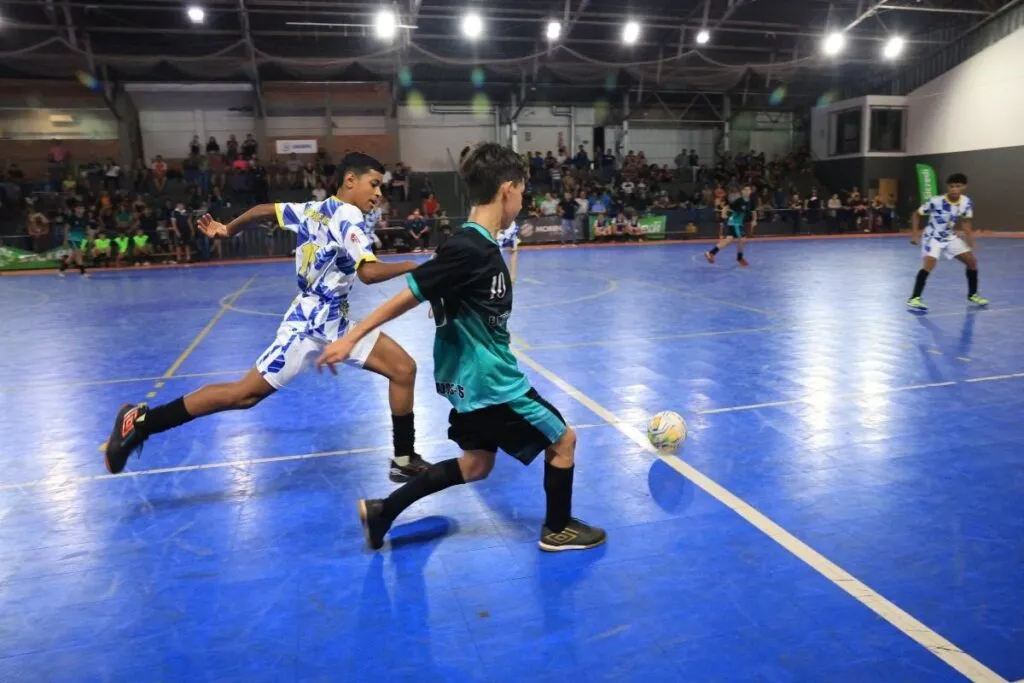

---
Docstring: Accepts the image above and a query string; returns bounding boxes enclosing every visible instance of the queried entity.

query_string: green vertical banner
[915,163,938,203]
[588,214,667,240]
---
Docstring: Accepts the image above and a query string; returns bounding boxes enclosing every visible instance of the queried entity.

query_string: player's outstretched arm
[910,211,922,244]
[198,204,277,239]
[356,259,420,285]
[316,288,420,374]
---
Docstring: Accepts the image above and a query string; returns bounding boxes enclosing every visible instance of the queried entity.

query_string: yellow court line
[98,276,257,451]
[512,347,1007,683]
[163,276,258,379]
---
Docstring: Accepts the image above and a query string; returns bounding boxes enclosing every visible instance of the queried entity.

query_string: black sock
[59,258,68,273]
[392,412,415,460]
[737,251,744,261]
[709,246,720,255]
[137,397,194,436]
[912,269,930,298]
[966,268,978,297]
[79,263,86,275]
[544,461,574,532]
[381,458,465,523]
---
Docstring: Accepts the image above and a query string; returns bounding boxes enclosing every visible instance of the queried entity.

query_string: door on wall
[592,127,605,159]
[877,178,898,203]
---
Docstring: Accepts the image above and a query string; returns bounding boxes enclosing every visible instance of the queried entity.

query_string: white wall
[397,107,496,171]
[139,109,255,159]
[907,25,1024,155]
[517,106,596,155]
[331,116,387,135]
[628,126,716,167]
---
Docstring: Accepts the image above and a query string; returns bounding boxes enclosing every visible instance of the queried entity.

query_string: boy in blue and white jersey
[908,173,989,311]
[104,153,432,483]
[496,220,519,283]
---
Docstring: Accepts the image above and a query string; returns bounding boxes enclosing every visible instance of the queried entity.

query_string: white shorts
[923,235,971,261]
[255,323,381,390]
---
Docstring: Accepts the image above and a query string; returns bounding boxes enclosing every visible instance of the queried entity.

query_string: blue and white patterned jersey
[275,197,376,342]
[497,221,519,249]
[917,194,973,243]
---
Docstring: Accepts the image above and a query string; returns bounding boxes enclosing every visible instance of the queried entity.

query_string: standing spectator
[242,133,258,160]
[150,155,168,194]
[206,136,220,155]
[189,135,201,157]
[406,208,428,251]
[558,191,578,245]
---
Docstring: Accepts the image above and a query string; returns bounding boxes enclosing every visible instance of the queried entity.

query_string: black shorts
[447,388,567,465]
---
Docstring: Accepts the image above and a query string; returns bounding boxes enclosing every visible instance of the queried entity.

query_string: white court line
[0,423,613,493]
[965,372,1024,383]
[697,380,960,416]
[513,348,1008,683]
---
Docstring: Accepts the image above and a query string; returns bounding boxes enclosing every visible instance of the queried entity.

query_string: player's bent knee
[459,451,495,482]
[546,427,577,465]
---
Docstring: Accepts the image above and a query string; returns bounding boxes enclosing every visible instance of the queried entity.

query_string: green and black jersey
[407,222,530,413]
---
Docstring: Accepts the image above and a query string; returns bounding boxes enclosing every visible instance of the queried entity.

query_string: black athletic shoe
[358,499,392,551]
[104,403,149,474]
[538,518,607,552]
[389,453,432,483]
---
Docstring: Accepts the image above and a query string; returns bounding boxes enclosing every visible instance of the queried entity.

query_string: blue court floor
[1,236,1023,683]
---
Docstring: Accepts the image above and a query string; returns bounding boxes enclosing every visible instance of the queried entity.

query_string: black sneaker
[538,518,607,552]
[104,403,149,474]
[358,499,392,551]
[389,453,431,483]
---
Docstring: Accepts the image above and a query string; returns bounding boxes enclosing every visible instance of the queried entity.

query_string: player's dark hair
[460,143,529,205]
[947,172,968,185]
[339,152,385,179]
[459,146,472,163]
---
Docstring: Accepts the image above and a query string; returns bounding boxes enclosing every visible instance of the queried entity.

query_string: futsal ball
[647,411,687,452]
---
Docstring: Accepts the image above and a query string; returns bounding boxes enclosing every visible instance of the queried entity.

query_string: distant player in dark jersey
[907,173,988,311]
[705,184,756,267]
[317,142,606,553]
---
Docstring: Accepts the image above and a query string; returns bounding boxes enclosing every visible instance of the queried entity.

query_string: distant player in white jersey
[907,172,989,311]
[104,153,431,483]
[496,220,519,283]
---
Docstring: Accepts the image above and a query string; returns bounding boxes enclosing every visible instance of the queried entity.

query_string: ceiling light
[374,9,397,40]
[696,29,710,45]
[883,35,905,59]
[462,12,483,40]
[546,20,561,41]
[186,6,205,23]
[822,31,845,56]
[623,20,640,45]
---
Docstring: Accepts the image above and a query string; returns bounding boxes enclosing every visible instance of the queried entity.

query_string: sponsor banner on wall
[275,139,318,155]
[0,245,66,271]
[915,163,938,203]
[587,214,667,240]
[516,216,565,244]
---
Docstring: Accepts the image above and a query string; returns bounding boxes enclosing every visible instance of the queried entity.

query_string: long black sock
[709,246,720,255]
[912,269,930,298]
[544,461,574,532]
[137,397,194,436]
[737,251,744,261]
[59,257,68,273]
[381,458,465,523]
[392,412,415,461]
[966,268,978,297]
